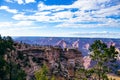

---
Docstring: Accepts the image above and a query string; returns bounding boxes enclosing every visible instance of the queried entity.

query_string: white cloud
[12,13,49,21]
[71,31,120,38]
[53,11,73,19]
[11,0,120,29]
[35,11,51,15]
[55,17,120,28]
[55,22,99,28]
[97,0,110,3]
[5,0,13,3]
[0,21,34,28]
[0,21,46,36]
[37,0,98,11]
[15,21,34,26]
[72,0,99,10]
[0,22,13,27]
[1,0,120,37]
[17,0,24,4]
[38,2,68,11]
[25,0,35,4]
[12,14,28,20]
[93,4,120,17]
[5,0,36,4]
[12,11,73,22]
[37,0,111,11]
[0,6,18,14]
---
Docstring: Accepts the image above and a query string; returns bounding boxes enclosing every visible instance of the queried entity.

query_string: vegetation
[0,35,26,80]
[51,75,56,80]
[75,40,119,80]
[10,62,26,80]
[0,35,14,79]
[89,40,118,80]
[0,35,119,80]
[35,63,49,80]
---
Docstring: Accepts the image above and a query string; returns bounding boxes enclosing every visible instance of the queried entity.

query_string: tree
[0,36,14,79]
[89,40,118,80]
[10,62,26,80]
[35,63,49,80]
[0,35,26,80]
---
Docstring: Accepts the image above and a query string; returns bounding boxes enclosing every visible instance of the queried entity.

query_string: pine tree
[0,35,26,80]
[89,40,118,80]
[0,36,14,79]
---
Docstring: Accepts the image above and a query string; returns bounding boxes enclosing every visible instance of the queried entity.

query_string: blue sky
[0,0,120,38]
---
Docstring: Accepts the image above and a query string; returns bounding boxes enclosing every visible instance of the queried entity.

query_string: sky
[0,0,120,38]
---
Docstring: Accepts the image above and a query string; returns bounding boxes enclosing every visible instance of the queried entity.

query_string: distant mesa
[83,43,90,50]
[107,41,116,47]
[56,40,68,48]
[14,37,120,56]
[72,39,79,49]
[56,39,80,49]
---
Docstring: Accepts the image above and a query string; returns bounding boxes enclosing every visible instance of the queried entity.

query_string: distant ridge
[14,37,120,56]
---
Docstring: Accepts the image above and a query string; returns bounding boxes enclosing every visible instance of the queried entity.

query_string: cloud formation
[1,0,120,37]
[0,6,18,14]
[5,0,36,4]
[71,32,120,38]
[0,21,45,36]
[0,21,44,33]
[11,0,120,28]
